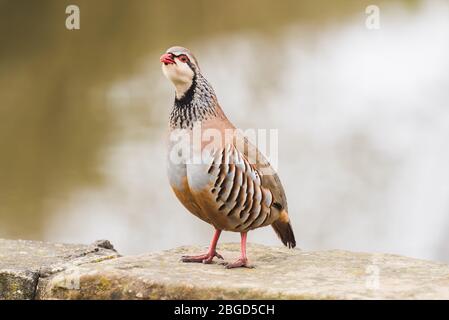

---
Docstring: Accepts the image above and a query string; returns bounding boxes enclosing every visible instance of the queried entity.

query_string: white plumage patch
[161,58,194,99]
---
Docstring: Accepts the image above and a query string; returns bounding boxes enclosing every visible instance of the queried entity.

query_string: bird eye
[178,55,189,63]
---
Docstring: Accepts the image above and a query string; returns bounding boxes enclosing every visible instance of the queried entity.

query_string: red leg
[226,232,254,269]
[181,229,224,264]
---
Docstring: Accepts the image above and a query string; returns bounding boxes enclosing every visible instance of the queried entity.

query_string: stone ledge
[0,239,119,299]
[1,239,449,299]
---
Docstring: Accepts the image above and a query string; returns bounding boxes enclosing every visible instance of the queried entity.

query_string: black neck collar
[174,75,196,108]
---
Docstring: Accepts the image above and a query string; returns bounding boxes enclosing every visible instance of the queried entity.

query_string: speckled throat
[169,73,219,129]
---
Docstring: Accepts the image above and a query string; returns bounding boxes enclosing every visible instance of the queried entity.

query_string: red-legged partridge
[161,46,296,268]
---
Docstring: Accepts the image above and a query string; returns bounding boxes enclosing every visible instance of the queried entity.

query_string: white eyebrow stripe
[171,51,187,56]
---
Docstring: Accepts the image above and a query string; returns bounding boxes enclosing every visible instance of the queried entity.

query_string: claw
[181,251,224,264]
[181,254,207,263]
[216,252,224,260]
[225,258,254,269]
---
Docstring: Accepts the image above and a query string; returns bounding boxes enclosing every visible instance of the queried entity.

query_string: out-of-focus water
[1,0,448,262]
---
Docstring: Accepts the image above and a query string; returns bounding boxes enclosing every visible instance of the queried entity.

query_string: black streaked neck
[170,73,218,129]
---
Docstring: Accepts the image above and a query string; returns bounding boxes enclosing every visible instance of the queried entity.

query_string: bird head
[161,46,200,99]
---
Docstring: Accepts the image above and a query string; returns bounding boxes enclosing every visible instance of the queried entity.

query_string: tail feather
[272,216,296,249]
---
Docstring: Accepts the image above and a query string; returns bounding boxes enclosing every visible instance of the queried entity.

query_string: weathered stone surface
[0,239,119,299]
[2,238,448,300]
[37,243,449,300]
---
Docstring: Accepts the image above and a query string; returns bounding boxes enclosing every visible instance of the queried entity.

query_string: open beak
[160,53,175,65]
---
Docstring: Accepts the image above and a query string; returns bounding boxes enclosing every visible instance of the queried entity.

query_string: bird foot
[225,257,254,269]
[181,251,224,264]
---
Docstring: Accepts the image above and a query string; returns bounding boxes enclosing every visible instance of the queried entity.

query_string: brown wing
[233,131,296,248]
[233,131,288,212]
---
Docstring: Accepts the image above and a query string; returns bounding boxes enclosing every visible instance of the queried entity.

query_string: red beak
[160,53,175,65]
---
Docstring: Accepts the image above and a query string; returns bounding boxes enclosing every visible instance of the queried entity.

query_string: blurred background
[1,0,448,262]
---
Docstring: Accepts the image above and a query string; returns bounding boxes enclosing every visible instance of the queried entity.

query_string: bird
[160,46,296,268]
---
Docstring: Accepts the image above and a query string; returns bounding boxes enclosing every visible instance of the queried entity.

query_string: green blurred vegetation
[0,0,416,239]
